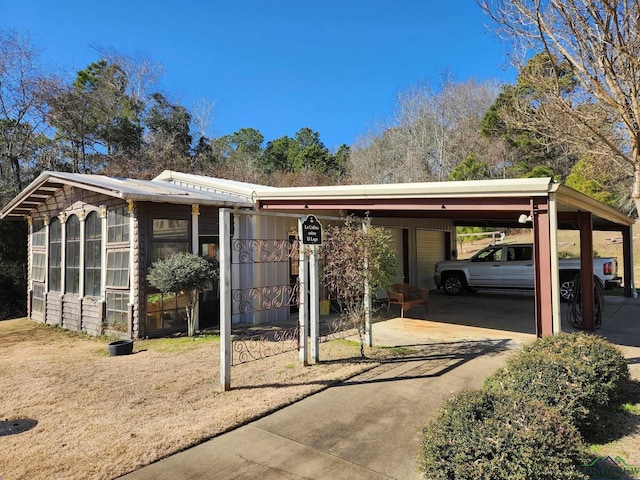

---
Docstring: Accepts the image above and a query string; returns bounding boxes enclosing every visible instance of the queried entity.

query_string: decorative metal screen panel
[233,283,299,314]
[232,238,299,264]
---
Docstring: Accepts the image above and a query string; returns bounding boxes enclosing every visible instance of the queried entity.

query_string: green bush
[484,333,629,437]
[418,389,587,480]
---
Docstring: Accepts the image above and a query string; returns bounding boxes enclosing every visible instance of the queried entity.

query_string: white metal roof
[153,170,275,200]
[0,171,254,219]
[1,171,634,230]
[253,177,556,199]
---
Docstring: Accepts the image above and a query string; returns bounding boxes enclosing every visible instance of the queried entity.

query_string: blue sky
[3,0,515,151]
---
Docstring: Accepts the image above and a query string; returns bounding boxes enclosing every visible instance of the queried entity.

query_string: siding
[45,293,62,326]
[61,295,81,331]
[81,297,104,336]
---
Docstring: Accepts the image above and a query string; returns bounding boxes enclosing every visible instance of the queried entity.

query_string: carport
[253,177,635,337]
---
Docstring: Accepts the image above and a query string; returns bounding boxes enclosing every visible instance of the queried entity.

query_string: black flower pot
[107,339,134,356]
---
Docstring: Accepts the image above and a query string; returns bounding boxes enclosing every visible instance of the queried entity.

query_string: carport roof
[253,177,635,231]
[0,171,255,219]
[2,172,634,231]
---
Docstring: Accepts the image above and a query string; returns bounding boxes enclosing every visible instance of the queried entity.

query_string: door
[468,245,504,287]
[416,230,446,290]
[198,236,220,328]
[502,245,534,288]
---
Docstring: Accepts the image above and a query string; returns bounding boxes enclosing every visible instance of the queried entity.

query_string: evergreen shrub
[484,332,629,437]
[418,389,587,480]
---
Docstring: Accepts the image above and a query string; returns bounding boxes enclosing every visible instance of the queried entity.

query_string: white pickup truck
[434,243,621,302]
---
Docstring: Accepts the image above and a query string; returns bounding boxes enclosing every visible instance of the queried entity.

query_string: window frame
[105,249,130,289]
[32,218,46,247]
[32,282,45,313]
[105,291,129,332]
[150,217,190,263]
[107,206,130,245]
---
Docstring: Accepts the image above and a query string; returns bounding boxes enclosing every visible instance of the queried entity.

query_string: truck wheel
[443,273,467,296]
[560,277,575,303]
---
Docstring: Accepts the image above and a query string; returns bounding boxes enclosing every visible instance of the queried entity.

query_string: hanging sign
[302,215,323,245]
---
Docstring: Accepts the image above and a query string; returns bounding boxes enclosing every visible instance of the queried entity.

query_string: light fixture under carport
[518,213,532,223]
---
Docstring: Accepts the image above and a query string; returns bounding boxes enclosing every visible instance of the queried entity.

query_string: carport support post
[310,244,320,362]
[298,218,309,366]
[622,225,637,298]
[532,197,554,337]
[363,220,372,347]
[219,208,231,391]
[549,192,562,334]
[579,211,595,331]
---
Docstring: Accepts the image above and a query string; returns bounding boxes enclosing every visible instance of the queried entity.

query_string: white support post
[99,206,107,302]
[192,204,200,331]
[298,218,309,366]
[192,204,200,255]
[310,244,320,363]
[363,220,372,347]
[78,210,86,298]
[127,200,135,338]
[549,193,561,334]
[220,209,232,391]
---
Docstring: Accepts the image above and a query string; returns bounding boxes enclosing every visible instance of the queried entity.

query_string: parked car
[434,243,621,302]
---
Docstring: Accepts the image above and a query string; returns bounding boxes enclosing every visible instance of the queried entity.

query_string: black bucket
[107,339,134,356]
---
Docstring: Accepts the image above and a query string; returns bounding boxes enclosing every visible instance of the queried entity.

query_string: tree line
[2,28,637,213]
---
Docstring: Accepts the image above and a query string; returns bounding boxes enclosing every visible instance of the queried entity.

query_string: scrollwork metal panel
[232,238,299,264]
[232,326,300,365]
[232,282,299,314]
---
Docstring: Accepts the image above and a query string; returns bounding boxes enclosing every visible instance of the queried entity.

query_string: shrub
[418,389,587,480]
[147,252,218,337]
[484,332,629,437]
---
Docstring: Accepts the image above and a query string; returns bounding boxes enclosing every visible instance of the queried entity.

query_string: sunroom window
[84,211,102,297]
[65,214,80,294]
[49,217,62,292]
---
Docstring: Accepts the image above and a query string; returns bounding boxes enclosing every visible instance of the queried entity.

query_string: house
[1,170,635,339]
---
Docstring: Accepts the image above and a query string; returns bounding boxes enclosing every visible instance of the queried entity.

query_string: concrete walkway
[120,292,639,480]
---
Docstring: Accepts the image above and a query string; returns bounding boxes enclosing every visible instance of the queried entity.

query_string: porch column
[219,208,232,390]
[309,244,320,362]
[191,204,200,331]
[78,210,86,298]
[579,211,595,331]
[297,217,309,366]
[548,192,561,334]
[127,200,135,338]
[532,197,553,337]
[363,220,372,347]
[99,206,107,302]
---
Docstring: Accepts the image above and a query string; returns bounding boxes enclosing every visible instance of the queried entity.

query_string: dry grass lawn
[0,319,402,480]
[3,224,640,479]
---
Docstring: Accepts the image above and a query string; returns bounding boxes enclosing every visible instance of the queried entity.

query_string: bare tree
[0,30,51,200]
[95,47,162,111]
[346,77,499,184]
[479,0,640,215]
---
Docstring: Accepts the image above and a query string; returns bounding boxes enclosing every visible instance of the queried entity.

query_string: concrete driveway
[120,291,639,480]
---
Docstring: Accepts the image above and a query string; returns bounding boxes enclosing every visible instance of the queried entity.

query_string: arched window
[84,211,102,297]
[65,214,80,294]
[49,217,62,292]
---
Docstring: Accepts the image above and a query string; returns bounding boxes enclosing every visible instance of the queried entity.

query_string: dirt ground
[2,224,639,480]
[0,319,405,480]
